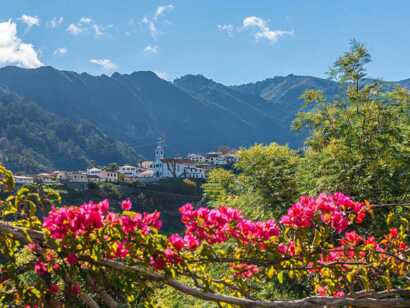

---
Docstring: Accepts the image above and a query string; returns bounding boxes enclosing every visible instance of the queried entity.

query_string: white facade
[187,153,206,163]
[66,172,88,183]
[99,170,118,182]
[206,152,228,165]
[118,165,138,177]
[87,168,102,177]
[137,169,154,178]
[153,142,206,179]
[184,166,206,179]
[14,176,34,185]
[139,160,153,169]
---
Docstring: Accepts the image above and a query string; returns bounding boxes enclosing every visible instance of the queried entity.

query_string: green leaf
[277,271,285,284]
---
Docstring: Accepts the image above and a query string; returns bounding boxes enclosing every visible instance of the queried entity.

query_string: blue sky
[0,0,409,84]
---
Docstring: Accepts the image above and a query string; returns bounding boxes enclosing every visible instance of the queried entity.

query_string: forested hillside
[0,89,139,173]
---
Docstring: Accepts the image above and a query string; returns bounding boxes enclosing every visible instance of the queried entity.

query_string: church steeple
[155,138,164,162]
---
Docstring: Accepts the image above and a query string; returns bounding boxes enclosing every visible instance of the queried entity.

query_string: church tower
[155,138,164,162]
[154,138,164,177]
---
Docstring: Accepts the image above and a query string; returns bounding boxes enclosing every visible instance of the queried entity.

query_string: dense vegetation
[0,42,409,307]
[0,90,139,173]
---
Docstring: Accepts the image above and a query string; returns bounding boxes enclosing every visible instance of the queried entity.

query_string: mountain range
[0,65,408,173]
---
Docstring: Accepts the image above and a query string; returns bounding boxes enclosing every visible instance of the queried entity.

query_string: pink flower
[184,234,200,250]
[317,286,327,296]
[232,264,259,279]
[114,242,129,258]
[333,290,345,297]
[27,242,40,253]
[169,234,185,251]
[34,260,47,276]
[66,253,78,265]
[48,283,59,294]
[121,199,132,211]
[150,256,166,271]
[278,243,288,255]
[70,283,81,295]
[389,227,398,239]
[52,263,61,271]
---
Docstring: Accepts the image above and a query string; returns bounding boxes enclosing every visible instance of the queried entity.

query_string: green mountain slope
[0,89,139,173]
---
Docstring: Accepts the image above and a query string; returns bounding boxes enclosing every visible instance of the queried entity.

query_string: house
[54,171,68,181]
[36,173,57,184]
[184,166,207,179]
[138,160,153,169]
[206,152,227,165]
[153,141,205,178]
[99,170,118,182]
[88,175,103,183]
[118,165,138,177]
[187,153,206,163]
[137,169,154,178]
[14,176,34,185]
[87,168,102,177]
[66,171,88,183]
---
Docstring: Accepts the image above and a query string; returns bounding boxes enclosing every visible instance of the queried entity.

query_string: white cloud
[142,17,159,39]
[48,16,64,28]
[19,15,40,31]
[142,4,174,39]
[53,47,67,56]
[90,58,117,73]
[154,4,174,21]
[217,24,234,37]
[67,23,82,35]
[143,44,159,54]
[0,20,43,68]
[67,17,105,37]
[242,16,293,43]
[79,17,93,24]
[92,24,104,37]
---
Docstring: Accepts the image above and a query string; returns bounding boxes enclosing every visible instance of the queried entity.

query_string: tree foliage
[294,40,410,202]
[204,143,299,218]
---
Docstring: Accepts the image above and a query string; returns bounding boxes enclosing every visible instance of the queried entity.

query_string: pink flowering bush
[1,168,409,308]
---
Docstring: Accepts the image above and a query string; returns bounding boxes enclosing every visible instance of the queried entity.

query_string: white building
[138,160,153,169]
[153,142,206,179]
[184,166,207,179]
[118,165,138,177]
[206,152,228,165]
[99,170,118,182]
[137,169,154,178]
[187,153,206,163]
[66,172,88,183]
[87,168,102,177]
[14,176,34,185]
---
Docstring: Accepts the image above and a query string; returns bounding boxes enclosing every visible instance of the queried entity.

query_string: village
[13,141,238,188]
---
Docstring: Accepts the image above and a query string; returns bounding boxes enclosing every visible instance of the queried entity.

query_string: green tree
[294,41,410,202]
[203,143,300,219]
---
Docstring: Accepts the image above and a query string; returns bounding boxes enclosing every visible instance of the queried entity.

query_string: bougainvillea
[0,165,409,307]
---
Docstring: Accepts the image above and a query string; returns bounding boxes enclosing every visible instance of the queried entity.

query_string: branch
[86,274,119,308]
[92,258,410,308]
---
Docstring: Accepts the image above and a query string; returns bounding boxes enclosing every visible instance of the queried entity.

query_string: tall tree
[294,41,410,202]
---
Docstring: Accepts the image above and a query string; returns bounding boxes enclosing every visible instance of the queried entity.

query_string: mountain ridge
[0,65,408,173]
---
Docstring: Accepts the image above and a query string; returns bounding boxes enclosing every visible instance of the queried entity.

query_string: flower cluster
[280,193,367,233]
[175,204,279,249]
[43,200,109,239]
[43,199,162,240]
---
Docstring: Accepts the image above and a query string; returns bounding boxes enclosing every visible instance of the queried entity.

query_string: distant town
[13,141,238,188]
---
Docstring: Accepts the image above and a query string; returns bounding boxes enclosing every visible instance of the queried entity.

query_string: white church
[153,141,207,179]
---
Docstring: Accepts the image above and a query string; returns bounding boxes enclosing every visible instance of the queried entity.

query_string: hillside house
[119,165,138,177]
[14,176,34,185]
[153,142,206,179]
